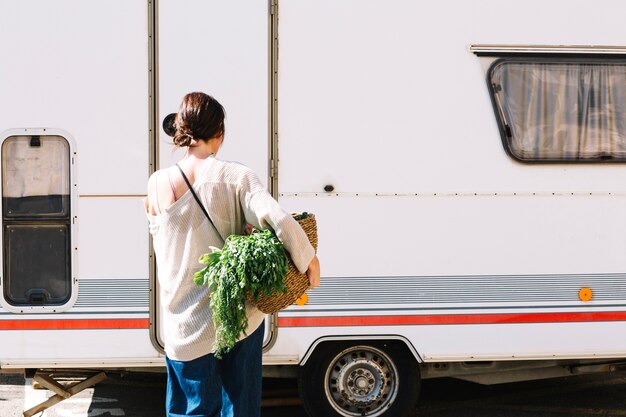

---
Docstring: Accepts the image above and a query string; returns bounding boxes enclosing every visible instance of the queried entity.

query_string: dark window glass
[4,225,70,305]
[2,135,71,306]
[489,59,626,161]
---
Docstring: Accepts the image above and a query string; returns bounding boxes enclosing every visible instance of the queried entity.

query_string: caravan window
[488,59,626,162]
[2,135,72,306]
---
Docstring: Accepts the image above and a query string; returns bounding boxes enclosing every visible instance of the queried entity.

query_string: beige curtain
[491,61,626,160]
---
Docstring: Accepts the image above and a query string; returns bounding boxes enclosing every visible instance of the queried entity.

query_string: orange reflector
[295,293,308,306]
[579,287,593,302]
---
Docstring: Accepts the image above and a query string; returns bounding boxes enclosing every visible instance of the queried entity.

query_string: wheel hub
[346,367,377,399]
[324,346,398,417]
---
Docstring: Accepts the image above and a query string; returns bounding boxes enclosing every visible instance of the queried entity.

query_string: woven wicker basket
[252,213,318,314]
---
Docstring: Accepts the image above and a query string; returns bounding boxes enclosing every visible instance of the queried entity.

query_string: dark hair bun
[172,92,225,147]
[173,131,195,147]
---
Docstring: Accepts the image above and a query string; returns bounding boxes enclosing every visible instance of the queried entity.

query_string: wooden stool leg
[23,371,107,417]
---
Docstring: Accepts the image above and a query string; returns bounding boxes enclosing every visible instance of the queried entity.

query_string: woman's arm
[237,168,316,274]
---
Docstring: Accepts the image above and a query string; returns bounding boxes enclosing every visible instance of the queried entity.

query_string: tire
[299,341,420,417]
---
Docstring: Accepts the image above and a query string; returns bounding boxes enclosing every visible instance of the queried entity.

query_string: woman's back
[145,92,319,417]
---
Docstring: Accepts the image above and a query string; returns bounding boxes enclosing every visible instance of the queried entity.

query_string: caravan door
[154,0,271,351]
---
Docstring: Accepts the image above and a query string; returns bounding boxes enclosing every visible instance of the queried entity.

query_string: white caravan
[3,1,626,416]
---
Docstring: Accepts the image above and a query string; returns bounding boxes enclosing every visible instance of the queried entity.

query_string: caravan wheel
[299,342,420,417]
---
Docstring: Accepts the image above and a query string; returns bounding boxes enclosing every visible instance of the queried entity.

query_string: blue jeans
[165,321,264,417]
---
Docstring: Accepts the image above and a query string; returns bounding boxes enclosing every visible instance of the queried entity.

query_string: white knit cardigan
[146,157,315,361]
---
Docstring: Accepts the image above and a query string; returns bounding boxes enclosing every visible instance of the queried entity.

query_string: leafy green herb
[194,229,288,358]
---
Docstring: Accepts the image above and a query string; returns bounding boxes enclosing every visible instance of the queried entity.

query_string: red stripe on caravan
[0,318,150,330]
[277,311,626,327]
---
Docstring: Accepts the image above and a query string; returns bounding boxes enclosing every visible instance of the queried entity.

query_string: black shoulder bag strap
[175,163,221,238]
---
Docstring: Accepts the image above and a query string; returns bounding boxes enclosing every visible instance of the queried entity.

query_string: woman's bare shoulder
[146,167,180,214]
[148,167,176,187]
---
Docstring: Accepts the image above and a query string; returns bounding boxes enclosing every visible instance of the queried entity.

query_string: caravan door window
[488,59,626,162]
[2,135,72,307]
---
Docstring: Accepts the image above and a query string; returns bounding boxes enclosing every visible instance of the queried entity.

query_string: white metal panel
[0,0,149,195]
[268,321,626,364]
[0,2,157,365]
[273,0,626,365]
[0,328,160,365]
[277,0,626,195]
[157,0,269,182]
[0,194,157,362]
[278,194,626,278]
[77,197,149,280]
